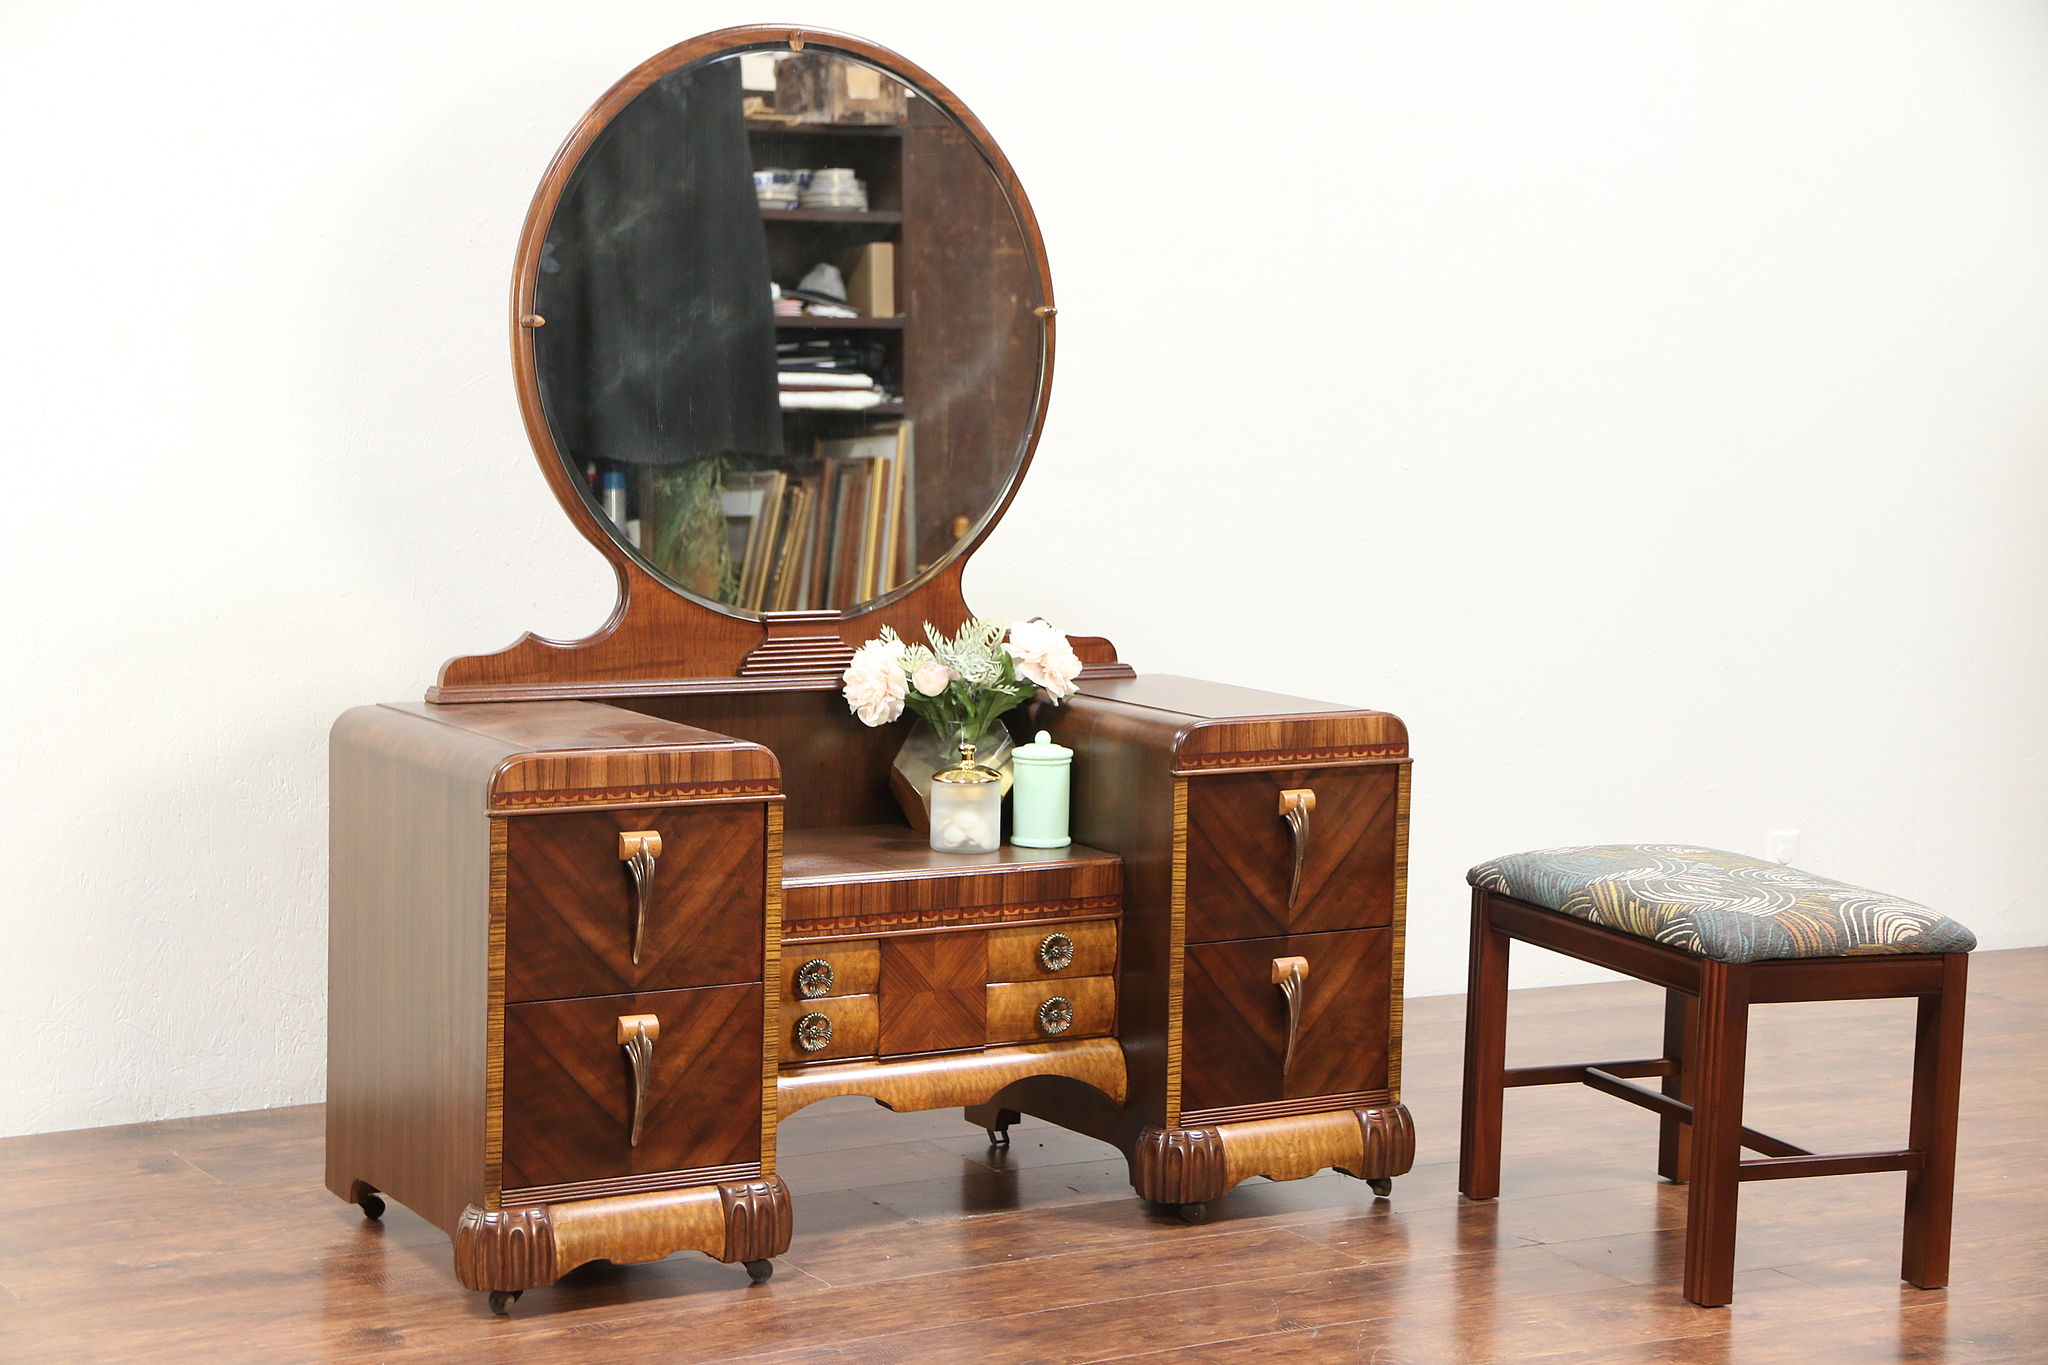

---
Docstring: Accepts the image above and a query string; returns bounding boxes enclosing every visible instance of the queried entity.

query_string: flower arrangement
[841,616,1083,744]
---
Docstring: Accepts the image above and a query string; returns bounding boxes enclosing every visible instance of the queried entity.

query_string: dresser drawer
[986,976,1116,1044]
[1185,767,1400,943]
[779,994,878,1064]
[504,804,765,1003]
[501,983,762,1191]
[1181,927,1390,1114]
[987,920,1117,981]
[781,939,879,1003]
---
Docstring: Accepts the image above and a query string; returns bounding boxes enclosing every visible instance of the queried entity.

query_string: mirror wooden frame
[432,24,1125,702]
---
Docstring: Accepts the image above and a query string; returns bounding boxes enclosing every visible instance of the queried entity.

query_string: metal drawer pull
[616,1013,660,1146]
[794,1011,833,1053]
[1271,956,1310,1074]
[1277,788,1316,911]
[1037,932,1075,973]
[1037,996,1074,1035]
[795,958,835,999]
[618,831,663,965]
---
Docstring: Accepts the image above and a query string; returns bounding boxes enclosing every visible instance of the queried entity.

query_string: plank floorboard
[0,946,2038,1362]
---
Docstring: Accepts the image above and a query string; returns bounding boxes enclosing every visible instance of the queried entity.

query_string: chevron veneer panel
[878,932,988,1055]
[502,984,762,1191]
[505,805,764,1002]
[1181,928,1390,1113]
[1185,766,1400,942]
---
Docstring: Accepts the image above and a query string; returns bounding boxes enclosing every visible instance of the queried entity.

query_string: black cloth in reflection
[534,58,782,467]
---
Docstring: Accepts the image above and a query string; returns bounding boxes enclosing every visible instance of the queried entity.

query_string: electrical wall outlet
[1766,829,1800,865]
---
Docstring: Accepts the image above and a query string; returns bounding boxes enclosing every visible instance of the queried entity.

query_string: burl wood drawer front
[986,976,1116,1045]
[781,939,880,1003]
[779,994,879,1065]
[879,932,987,1055]
[1180,928,1390,1114]
[501,984,762,1191]
[986,920,1117,982]
[1185,767,1400,943]
[505,804,765,1003]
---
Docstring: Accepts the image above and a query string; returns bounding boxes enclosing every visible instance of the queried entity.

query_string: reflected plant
[646,456,733,601]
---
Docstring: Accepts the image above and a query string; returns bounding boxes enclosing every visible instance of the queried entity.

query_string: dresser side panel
[1049,694,1187,1146]
[326,705,512,1235]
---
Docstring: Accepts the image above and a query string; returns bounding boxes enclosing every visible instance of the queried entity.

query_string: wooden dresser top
[367,700,781,812]
[1071,675,1409,770]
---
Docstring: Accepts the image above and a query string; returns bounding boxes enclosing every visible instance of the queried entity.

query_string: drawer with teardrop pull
[1179,926,1391,1115]
[1184,766,1402,944]
[778,994,879,1064]
[503,805,766,1003]
[499,983,763,1194]
[984,975,1117,1045]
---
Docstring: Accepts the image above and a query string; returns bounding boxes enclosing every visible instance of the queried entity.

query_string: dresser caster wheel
[488,1290,521,1316]
[986,1127,1010,1148]
[1176,1202,1207,1225]
[1367,1177,1393,1197]
[985,1107,1020,1147]
[356,1192,385,1220]
[744,1259,774,1284]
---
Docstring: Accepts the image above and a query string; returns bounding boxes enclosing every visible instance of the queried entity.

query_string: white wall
[3,1,2044,1137]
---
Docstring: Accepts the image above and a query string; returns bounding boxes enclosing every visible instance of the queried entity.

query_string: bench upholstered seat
[1466,844,1976,964]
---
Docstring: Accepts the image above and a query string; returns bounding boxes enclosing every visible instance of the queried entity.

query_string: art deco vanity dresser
[326,25,1414,1312]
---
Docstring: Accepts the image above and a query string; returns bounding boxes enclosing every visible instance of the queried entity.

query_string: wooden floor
[5,949,2044,1363]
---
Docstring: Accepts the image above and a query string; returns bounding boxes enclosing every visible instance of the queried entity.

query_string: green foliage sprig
[883,618,1037,745]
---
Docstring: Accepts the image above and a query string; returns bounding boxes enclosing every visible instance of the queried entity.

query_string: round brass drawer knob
[1037,996,1074,1036]
[794,1011,833,1053]
[1037,933,1075,973]
[795,958,835,999]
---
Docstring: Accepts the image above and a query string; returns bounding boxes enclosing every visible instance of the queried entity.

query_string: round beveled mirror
[520,30,1048,621]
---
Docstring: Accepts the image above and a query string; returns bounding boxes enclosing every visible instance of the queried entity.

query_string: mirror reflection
[534,49,1043,617]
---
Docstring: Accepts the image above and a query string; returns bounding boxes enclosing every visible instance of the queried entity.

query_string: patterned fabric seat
[1466,844,1976,963]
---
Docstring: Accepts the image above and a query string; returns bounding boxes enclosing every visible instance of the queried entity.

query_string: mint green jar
[1010,730,1073,849]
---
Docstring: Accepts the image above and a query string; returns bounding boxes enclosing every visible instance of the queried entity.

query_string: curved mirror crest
[533,48,1044,618]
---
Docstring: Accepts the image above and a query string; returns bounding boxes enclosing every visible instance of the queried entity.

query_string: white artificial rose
[841,639,908,726]
[912,660,954,697]
[1004,618,1082,699]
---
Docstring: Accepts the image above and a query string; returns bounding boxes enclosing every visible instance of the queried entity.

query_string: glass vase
[889,722,1014,833]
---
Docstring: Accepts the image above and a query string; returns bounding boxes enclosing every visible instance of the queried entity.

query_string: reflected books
[721,422,914,612]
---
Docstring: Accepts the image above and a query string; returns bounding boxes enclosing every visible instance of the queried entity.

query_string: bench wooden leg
[1459,889,1510,1201]
[1657,987,1695,1184]
[1683,961,1749,1307]
[1902,952,1967,1289]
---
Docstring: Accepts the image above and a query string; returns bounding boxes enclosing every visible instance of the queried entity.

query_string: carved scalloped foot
[717,1176,794,1265]
[1352,1103,1417,1182]
[1132,1125,1230,1204]
[454,1205,557,1293]
[1131,1104,1416,1209]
